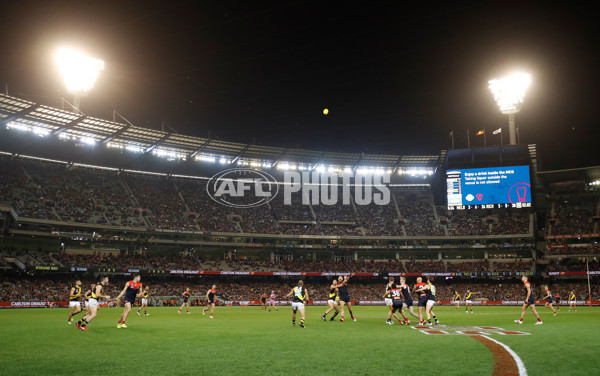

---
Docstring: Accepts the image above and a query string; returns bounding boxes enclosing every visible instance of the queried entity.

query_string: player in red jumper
[514,276,543,325]
[115,274,142,328]
[203,285,217,318]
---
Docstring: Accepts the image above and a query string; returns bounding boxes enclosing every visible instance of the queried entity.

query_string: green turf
[0,305,597,375]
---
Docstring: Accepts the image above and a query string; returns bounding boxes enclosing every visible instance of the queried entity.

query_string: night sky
[1,1,598,170]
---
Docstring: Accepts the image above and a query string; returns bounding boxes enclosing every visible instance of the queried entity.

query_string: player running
[67,279,83,324]
[82,283,94,315]
[76,276,110,331]
[321,279,340,321]
[337,275,356,322]
[286,280,309,328]
[543,286,557,316]
[569,290,577,311]
[268,291,278,312]
[260,292,268,311]
[178,288,192,314]
[202,285,217,318]
[137,286,150,316]
[115,274,142,328]
[400,277,420,322]
[514,276,543,325]
[554,291,561,312]
[464,289,481,313]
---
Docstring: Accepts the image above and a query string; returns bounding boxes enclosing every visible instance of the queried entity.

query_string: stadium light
[489,73,531,145]
[55,48,104,112]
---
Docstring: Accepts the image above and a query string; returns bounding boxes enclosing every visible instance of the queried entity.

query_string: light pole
[488,73,531,145]
[55,48,104,113]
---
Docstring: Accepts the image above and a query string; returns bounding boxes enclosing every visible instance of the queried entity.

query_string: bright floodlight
[55,48,104,94]
[489,73,531,145]
[489,73,530,114]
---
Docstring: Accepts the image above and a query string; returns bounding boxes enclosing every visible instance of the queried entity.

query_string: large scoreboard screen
[446,165,532,210]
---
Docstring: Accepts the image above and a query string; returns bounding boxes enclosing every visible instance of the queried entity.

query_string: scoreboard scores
[446,165,532,210]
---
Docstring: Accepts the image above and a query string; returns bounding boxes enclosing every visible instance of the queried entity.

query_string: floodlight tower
[488,73,531,145]
[55,48,104,112]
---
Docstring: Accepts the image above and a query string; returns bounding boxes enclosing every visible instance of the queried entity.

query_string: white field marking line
[480,335,528,376]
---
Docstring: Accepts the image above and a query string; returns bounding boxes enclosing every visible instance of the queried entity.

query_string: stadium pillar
[508,113,517,145]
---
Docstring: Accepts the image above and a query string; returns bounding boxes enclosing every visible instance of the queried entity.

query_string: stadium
[1,3,599,376]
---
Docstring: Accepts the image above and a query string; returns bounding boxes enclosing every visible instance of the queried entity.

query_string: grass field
[0,305,598,375]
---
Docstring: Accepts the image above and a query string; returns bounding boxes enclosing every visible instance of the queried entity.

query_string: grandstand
[0,91,599,307]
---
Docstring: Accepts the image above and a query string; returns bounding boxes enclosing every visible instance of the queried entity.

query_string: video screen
[446,165,531,210]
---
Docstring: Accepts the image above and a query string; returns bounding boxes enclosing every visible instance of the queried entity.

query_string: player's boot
[535,321,543,325]
[137,311,140,316]
[514,320,523,324]
[121,323,128,328]
[117,323,122,329]
[321,315,326,321]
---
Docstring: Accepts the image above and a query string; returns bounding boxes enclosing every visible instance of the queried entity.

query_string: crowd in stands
[545,245,600,256]
[2,249,534,274]
[548,258,600,272]
[0,158,534,237]
[550,199,597,236]
[397,194,445,236]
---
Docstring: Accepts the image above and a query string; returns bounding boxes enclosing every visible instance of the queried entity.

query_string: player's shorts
[84,300,89,307]
[403,299,413,308]
[465,300,472,304]
[384,298,393,306]
[418,296,428,307]
[327,299,337,306]
[291,302,305,311]
[339,295,350,303]
[88,298,98,307]
[183,298,189,303]
[525,296,535,305]
[261,299,267,304]
[269,300,276,305]
[426,300,436,307]
[546,298,553,304]
[124,296,136,305]
[208,299,215,305]
[69,301,81,308]
[392,300,403,309]
[141,298,148,305]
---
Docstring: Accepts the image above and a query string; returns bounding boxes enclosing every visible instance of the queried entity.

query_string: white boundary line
[481,335,528,376]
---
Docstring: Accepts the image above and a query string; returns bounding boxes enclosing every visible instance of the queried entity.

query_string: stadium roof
[0,93,440,170]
